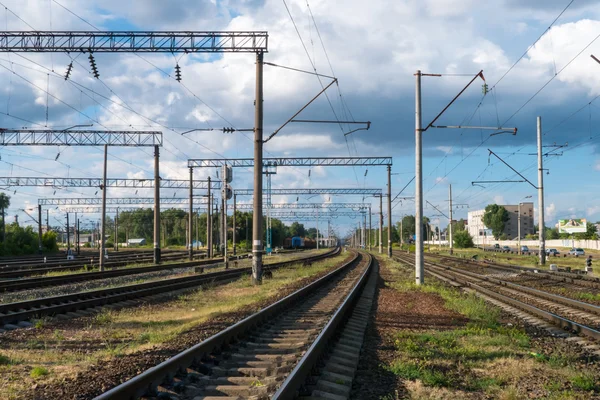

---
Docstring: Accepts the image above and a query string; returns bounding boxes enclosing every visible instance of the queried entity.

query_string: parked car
[520,245,529,253]
[545,248,560,256]
[568,248,585,256]
[502,245,511,252]
[493,244,500,249]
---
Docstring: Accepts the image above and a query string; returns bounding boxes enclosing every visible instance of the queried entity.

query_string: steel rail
[272,252,373,399]
[0,248,339,328]
[94,247,352,400]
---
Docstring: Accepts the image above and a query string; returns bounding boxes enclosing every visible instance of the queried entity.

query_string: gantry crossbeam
[188,157,392,168]
[0,130,162,146]
[61,207,206,214]
[268,211,365,219]
[40,197,208,206]
[0,31,268,53]
[235,203,369,210]
[0,177,221,189]
[234,188,382,195]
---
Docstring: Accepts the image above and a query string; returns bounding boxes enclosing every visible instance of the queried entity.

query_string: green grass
[30,367,49,378]
[0,354,12,365]
[570,374,597,391]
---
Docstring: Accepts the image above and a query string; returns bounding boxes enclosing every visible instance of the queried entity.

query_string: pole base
[154,248,161,264]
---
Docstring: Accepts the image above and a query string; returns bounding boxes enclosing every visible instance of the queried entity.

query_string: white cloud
[545,203,556,221]
[493,195,505,205]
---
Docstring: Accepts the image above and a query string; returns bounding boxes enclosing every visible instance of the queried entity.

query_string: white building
[467,203,534,240]
[467,209,490,239]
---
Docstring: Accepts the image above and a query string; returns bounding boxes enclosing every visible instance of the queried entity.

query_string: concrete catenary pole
[99,144,108,271]
[378,194,383,253]
[387,165,392,257]
[153,145,161,264]
[66,212,70,251]
[207,177,212,258]
[233,193,236,256]
[449,184,453,255]
[518,202,522,254]
[223,192,228,267]
[188,167,193,260]
[115,208,119,251]
[415,70,424,284]
[37,204,43,254]
[537,116,546,265]
[316,208,320,249]
[252,51,264,284]
[369,206,372,251]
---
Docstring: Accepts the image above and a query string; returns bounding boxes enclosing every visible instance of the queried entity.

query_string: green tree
[42,231,59,252]
[482,204,509,240]
[453,230,474,248]
[289,221,306,237]
[546,227,559,240]
[0,192,10,244]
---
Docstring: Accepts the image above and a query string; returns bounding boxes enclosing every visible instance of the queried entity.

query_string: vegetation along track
[392,252,600,343]
[0,248,339,332]
[94,250,375,400]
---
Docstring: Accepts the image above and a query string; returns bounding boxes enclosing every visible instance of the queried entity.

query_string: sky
[0,0,599,237]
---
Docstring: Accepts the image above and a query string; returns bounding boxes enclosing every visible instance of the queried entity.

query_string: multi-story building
[467,202,534,239]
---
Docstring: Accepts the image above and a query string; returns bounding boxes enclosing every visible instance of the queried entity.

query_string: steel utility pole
[77,219,80,255]
[233,193,237,256]
[223,193,228,268]
[537,116,546,265]
[387,165,392,257]
[153,145,161,264]
[415,70,424,284]
[188,167,193,261]
[449,184,453,255]
[99,144,108,271]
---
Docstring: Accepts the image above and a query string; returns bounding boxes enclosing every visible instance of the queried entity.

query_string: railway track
[392,253,600,343]
[0,251,194,279]
[0,248,339,332]
[94,250,376,400]
[426,252,600,290]
[0,255,249,293]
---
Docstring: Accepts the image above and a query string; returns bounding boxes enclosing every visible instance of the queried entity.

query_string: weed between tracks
[0,249,342,400]
[376,254,600,399]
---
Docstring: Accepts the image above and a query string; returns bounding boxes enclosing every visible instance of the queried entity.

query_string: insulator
[88,53,100,79]
[64,62,73,81]
[175,64,182,82]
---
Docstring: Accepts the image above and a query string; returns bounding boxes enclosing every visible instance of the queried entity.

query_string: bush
[105,241,114,248]
[453,230,474,248]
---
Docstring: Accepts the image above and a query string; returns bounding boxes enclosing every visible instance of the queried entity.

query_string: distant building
[467,202,534,239]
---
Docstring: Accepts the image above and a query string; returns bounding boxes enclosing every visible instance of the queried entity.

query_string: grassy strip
[0,250,345,400]
[381,256,599,399]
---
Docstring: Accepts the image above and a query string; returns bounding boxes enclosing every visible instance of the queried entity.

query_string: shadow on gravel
[351,257,408,400]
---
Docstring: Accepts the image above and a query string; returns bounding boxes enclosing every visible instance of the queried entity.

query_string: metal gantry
[0,177,221,189]
[234,188,382,196]
[0,31,268,53]
[0,130,162,146]
[188,156,392,168]
[233,203,369,211]
[39,197,209,206]
[60,207,207,214]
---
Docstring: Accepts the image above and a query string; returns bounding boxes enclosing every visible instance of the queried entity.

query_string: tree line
[0,193,59,256]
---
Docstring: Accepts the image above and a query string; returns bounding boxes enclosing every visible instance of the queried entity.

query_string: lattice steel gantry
[0,177,221,189]
[0,29,268,274]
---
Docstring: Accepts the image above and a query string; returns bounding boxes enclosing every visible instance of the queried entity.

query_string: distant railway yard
[1,246,600,399]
